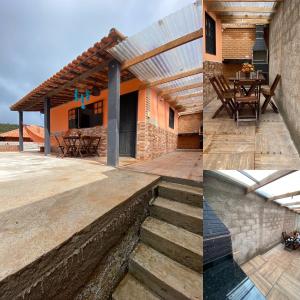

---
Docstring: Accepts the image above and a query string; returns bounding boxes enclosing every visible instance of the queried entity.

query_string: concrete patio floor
[123,150,203,182]
[204,99,300,169]
[0,152,159,283]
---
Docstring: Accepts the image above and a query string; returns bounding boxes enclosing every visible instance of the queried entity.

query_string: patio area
[242,244,300,299]
[203,0,300,170]
[204,99,300,169]
[123,150,202,182]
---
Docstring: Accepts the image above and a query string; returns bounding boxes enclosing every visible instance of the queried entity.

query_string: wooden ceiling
[206,0,282,25]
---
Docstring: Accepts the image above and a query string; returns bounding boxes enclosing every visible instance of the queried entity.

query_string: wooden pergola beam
[160,82,203,96]
[246,170,296,194]
[121,29,203,70]
[268,190,300,202]
[221,16,271,20]
[221,19,270,24]
[208,7,276,13]
[175,92,203,101]
[144,67,203,88]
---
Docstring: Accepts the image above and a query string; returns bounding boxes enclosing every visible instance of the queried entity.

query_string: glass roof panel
[217,170,256,186]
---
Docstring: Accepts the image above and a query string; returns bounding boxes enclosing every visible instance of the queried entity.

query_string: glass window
[169,108,175,129]
[68,100,103,129]
[205,12,216,55]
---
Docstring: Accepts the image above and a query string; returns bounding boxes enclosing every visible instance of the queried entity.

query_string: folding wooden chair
[261,74,281,114]
[209,76,235,119]
[54,134,65,158]
[234,80,260,127]
[218,75,234,93]
[89,136,102,156]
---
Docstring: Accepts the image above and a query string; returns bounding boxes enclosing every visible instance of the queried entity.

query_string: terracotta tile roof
[0,125,44,143]
[10,28,134,112]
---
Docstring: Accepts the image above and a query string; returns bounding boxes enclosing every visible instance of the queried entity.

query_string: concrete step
[150,197,202,235]
[129,243,202,300]
[157,181,202,208]
[112,274,161,300]
[141,217,202,273]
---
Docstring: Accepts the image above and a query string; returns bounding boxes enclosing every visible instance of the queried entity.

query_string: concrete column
[44,97,51,155]
[18,111,23,151]
[107,60,120,167]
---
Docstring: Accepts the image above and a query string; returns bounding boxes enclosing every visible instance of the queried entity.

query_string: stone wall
[136,122,177,160]
[269,0,300,152]
[51,126,107,157]
[203,61,223,107]
[204,172,298,265]
[0,186,154,300]
[0,144,19,152]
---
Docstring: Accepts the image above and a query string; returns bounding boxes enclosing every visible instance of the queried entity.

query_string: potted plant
[241,63,255,78]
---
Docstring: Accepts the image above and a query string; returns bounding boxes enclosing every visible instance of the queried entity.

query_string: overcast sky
[0,0,193,125]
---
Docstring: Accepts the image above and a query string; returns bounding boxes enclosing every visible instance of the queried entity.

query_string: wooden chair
[88,136,102,156]
[218,75,234,93]
[234,80,260,127]
[261,74,281,114]
[209,76,235,119]
[54,134,65,158]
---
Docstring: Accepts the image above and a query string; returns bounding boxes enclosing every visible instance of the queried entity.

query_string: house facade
[50,78,179,160]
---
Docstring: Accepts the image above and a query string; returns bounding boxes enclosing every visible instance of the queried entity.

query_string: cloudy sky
[0,0,193,125]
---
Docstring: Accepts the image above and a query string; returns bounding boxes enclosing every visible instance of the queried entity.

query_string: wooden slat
[246,171,296,194]
[175,92,203,101]
[121,29,203,69]
[221,19,271,24]
[160,82,203,96]
[268,190,300,202]
[145,68,203,87]
[209,7,276,13]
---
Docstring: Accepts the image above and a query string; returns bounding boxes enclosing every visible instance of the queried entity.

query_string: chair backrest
[219,75,230,91]
[209,76,225,100]
[54,134,62,147]
[270,74,281,93]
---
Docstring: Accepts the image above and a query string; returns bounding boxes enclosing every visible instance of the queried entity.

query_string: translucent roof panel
[275,195,300,206]
[256,171,300,198]
[108,1,202,114]
[217,171,256,186]
[243,170,277,182]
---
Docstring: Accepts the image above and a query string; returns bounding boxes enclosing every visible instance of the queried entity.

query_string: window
[68,100,103,129]
[169,108,175,129]
[205,12,216,55]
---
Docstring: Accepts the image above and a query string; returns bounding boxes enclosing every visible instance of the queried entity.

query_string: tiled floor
[241,244,300,299]
[123,150,202,182]
[204,99,300,169]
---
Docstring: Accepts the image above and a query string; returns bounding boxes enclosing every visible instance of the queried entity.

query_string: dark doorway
[119,91,138,157]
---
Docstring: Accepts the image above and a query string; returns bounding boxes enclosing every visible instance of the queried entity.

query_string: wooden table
[228,74,265,118]
[63,135,100,157]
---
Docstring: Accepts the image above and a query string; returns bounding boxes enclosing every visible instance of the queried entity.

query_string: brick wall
[178,113,201,134]
[204,61,223,107]
[204,172,298,265]
[136,122,177,160]
[269,0,300,153]
[223,28,255,59]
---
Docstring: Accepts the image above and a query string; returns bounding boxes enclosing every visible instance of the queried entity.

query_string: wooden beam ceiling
[145,67,203,87]
[221,18,270,24]
[160,82,203,96]
[121,29,203,70]
[174,92,203,101]
[268,191,300,202]
[284,201,300,207]
[208,7,276,13]
[246,171,296,194]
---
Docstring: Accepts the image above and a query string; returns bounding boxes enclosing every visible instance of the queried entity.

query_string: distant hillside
[0,123,18,134]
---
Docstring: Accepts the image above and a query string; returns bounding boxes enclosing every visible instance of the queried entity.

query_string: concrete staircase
[113,180,203,300]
